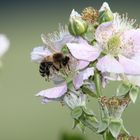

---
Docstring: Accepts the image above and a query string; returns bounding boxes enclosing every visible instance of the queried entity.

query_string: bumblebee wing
[36,82,67,99]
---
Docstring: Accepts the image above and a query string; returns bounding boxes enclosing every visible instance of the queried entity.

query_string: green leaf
[81,86,97,98]
[109,120,122,138]
[97,120,108,134]
[129,86,139,103]
[117,83,131,96]
[71,107,83,119]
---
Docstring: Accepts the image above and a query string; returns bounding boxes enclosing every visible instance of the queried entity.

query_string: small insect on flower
[39,52,70,78]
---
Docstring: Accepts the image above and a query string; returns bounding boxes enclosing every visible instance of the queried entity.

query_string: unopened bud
[99,2,114,23]
[69,9,88,36]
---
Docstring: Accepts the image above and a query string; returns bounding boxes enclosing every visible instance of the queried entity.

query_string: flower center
[106,35,121,56]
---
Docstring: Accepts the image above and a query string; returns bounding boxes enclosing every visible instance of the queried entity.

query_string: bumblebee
[39,52,70,78]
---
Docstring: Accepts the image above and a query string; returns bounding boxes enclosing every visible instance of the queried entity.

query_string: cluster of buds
[31,2,140,140]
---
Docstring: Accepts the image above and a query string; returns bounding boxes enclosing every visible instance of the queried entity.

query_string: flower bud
[68,9,88,36]
[99,2,114,23]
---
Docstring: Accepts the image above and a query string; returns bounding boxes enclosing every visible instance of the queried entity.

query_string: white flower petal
[119,55,140,75]
[0,34,10,57]
[31,46,52,63]
[73,68,94,89]
[97,54,124,73]
[67,43,101,61]
[36,82,67,99]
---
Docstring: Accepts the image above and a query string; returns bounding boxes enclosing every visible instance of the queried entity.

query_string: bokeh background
[0,0,140,140]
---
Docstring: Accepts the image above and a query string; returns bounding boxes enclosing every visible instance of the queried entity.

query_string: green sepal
[97,119,109,134]
[82,24,95,42]
[78,122,86,133]
[80,117,97,132]
[104,131,116,140]
[81,86,97,98]
[71,106,83,120]
[82,107,96,117]
[121,123,130,135]
[117,82,131,96]
[129,86,139,103]
[109,119,122,138]
[72,119,80,129]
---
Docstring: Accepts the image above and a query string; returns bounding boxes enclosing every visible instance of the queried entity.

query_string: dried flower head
[82,7,99,23]
[100,96,130,118]
[117,133,139,140]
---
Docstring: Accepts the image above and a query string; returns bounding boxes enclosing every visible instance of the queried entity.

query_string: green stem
[94,69,102,97]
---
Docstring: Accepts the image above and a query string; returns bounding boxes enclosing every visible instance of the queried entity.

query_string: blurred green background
[0,0,140,140]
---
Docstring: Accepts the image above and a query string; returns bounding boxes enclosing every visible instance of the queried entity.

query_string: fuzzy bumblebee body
[39,52,70,78]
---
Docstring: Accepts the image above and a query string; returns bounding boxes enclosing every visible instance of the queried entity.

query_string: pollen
[81,7,99,23]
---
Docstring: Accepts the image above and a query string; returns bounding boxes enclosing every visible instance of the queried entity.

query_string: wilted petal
[64,92,86,109]
[0,34,10,57]
[119,55,140,75]
[97,54,124,73]
[127,75,140,87]
[31,46,52,63]
[67,43,101,61]
[76,60,90,70]
[73,68,94,89]
[36,82,67,99]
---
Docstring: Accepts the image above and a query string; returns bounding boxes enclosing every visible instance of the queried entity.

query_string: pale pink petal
[41,98,52,104]
[95,22,114,44]
[73,68,94,89]
[76,60,90,70]
[67,43,101,61]
[119,55,140,75]
[97,54,124,73]
[123,29,140,52]
[83,67,94,80]
[31,46,52,63]
[73,73,83,90]
[36,82,67,99]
